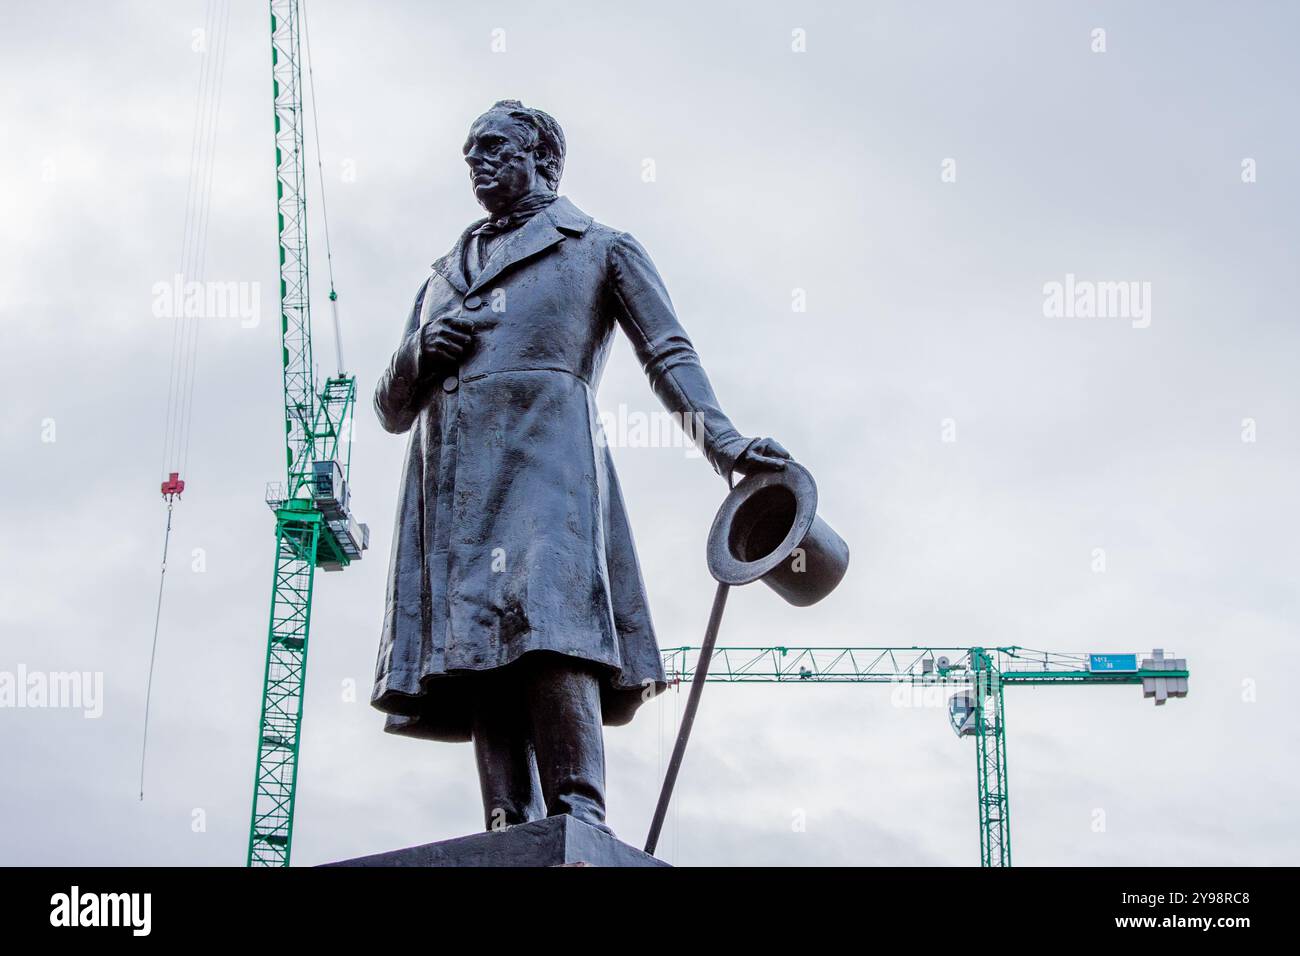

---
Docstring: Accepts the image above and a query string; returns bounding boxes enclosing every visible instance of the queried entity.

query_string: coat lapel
[431,197,594,298]
[467,213,562,296]
[430,221,480,295]
[467,196,593,296]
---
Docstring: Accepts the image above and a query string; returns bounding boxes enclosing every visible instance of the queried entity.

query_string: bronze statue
[370,99,789,835]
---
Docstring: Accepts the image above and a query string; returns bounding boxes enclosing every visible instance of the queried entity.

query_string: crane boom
[660,644,1188,866]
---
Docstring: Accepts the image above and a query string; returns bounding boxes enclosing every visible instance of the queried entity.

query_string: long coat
[370,196,753,741]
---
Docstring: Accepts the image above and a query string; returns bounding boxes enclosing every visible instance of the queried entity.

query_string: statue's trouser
[471,651,610,834]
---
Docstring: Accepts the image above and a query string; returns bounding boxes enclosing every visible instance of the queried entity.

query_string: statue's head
[463,100,565,215]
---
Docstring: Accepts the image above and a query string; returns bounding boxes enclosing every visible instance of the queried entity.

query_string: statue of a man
[371,99,789,834]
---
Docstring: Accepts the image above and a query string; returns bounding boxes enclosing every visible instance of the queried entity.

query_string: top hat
[706,461,849,606]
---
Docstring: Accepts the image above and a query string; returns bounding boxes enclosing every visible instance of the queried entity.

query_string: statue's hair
[483,99,566,190]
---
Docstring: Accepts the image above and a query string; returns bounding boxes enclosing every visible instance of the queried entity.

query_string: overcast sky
[2,0,1297,867]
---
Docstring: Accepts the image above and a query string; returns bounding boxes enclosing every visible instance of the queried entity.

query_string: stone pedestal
[323,816,669,867]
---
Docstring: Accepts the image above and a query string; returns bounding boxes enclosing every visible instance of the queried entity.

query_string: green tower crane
[246,0,367,867]
[660,645,1189,866]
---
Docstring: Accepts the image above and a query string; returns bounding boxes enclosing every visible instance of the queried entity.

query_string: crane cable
[140,0,231,801]
[139,501,176,800]
[301,0,345,375]
[179,0,233,476]
[160,0,230,479]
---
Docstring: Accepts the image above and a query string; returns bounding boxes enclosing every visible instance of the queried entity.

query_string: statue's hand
[420,312,475,372]
[736,437,792,474]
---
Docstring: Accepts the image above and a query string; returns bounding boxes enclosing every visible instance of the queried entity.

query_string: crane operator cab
[949,691,978,738]
[312,459,369,571]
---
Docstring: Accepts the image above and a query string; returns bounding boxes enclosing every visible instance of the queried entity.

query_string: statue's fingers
[746,453,788,470]
[757,438,791,459]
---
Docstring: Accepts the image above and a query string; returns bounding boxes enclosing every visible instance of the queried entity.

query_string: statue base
[322,816,669,868]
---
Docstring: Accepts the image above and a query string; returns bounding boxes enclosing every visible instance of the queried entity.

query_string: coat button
[463,295,483,310]
[442,375,459,393]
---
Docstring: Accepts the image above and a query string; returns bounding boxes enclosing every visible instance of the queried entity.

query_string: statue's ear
[533,147,556,186]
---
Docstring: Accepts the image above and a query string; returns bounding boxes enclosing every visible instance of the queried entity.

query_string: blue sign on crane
[1088,653,1139,673]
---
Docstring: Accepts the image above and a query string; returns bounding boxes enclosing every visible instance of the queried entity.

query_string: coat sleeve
[374,278,433,435]
[608,231,755,481]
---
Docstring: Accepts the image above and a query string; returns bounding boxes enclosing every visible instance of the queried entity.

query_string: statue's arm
[608,231,756,480]
[373,278,433,434]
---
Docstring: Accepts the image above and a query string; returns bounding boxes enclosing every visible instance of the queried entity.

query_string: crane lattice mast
[661,645,1188,867]
[246,0,367,867]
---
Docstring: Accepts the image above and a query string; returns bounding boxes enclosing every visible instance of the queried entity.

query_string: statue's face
[463,112,542,214]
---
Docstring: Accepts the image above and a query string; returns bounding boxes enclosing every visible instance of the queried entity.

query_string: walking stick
[641,460,849,857]
[644,581,729,856]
